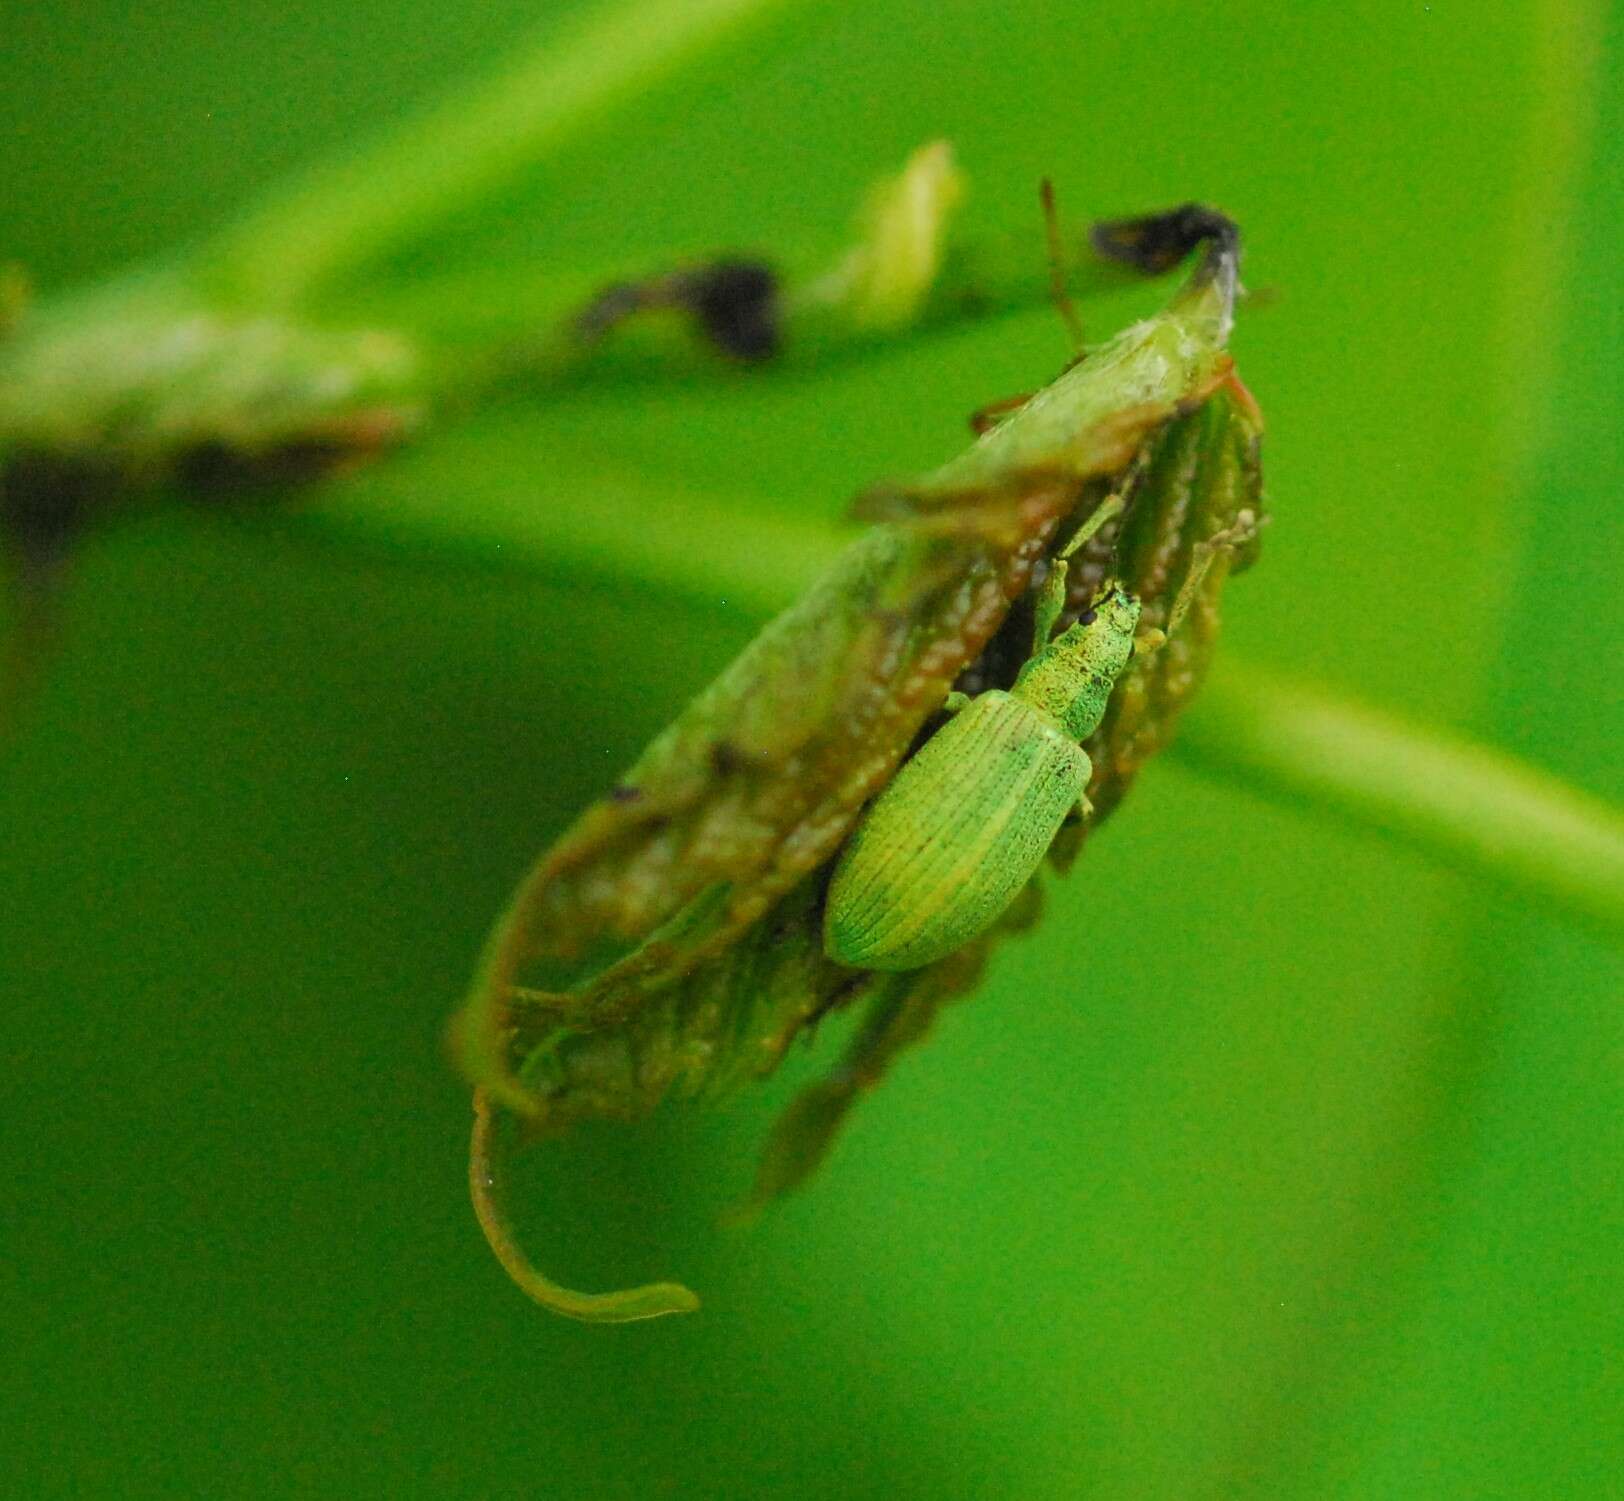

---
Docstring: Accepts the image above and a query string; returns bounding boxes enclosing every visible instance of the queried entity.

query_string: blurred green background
[3,2,1620,1497]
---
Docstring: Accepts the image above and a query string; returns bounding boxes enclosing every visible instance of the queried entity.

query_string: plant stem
[197,0,803,310]
[281,137,1112,384]
[325,226,1072,362]
[24,0,1621,942]
[1178,662,1624,944]
[312,469,841,621]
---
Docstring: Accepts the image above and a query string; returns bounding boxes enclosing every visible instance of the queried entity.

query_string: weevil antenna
[469,1088,700,1324]
[1040,179,1086,355]
[1032,494,1126,652]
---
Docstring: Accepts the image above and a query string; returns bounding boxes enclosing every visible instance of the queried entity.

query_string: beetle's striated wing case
[825,691,1088,970]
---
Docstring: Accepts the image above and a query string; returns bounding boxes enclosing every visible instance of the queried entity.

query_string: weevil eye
[1076,607,1098,627]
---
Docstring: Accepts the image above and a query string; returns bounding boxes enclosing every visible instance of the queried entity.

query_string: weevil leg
[1140,509,1265,653]
[1076,790,1096,820]
[1058,491,1125,562]
[1031,560,1070,654]
[1162,519,1252,639]
[943,690,972,714]
[968,392,1034,434]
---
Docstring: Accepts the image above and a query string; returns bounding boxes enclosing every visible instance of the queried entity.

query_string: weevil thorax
[1011,587,1141,741]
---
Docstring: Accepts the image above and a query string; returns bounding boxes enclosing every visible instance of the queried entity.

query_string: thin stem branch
[321,140,1121,387]
[197,0,802,310]
[1178,662,1624,944]
[328,225,1075,367]
[17,0,1621,942]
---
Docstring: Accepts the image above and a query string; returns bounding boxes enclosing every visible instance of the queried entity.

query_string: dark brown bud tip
[682,260,780,362]
[1090,203,1241,278]
[573,258,781,362]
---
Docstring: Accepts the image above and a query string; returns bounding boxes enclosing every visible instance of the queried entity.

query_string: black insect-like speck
[574,258,780,363]
[682,260,779,362]
[709,739,753,776]
[1,452,114,721]
[1090,202,1240,277]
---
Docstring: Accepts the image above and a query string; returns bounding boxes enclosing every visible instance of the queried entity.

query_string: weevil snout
[1089,581,1141,639]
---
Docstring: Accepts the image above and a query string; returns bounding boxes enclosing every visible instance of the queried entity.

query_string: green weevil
[823,574,1138,970]
[824,499,1231,972]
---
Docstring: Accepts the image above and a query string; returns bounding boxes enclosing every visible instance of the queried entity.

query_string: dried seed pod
[457,214,1264,1321]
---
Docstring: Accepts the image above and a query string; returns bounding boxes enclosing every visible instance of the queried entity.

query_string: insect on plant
[457,190,1266,1322]
[824,495,1242,971]
[823,186,1257,970]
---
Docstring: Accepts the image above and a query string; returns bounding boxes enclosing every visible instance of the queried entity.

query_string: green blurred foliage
[2,2,1619,1498]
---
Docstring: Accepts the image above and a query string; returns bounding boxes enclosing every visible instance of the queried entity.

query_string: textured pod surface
[1076,382,1264,828]
[463,491,1074,1111]
[456,268,1238,1113]
[454,242,1257,1318]
[825,690,1090,970]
